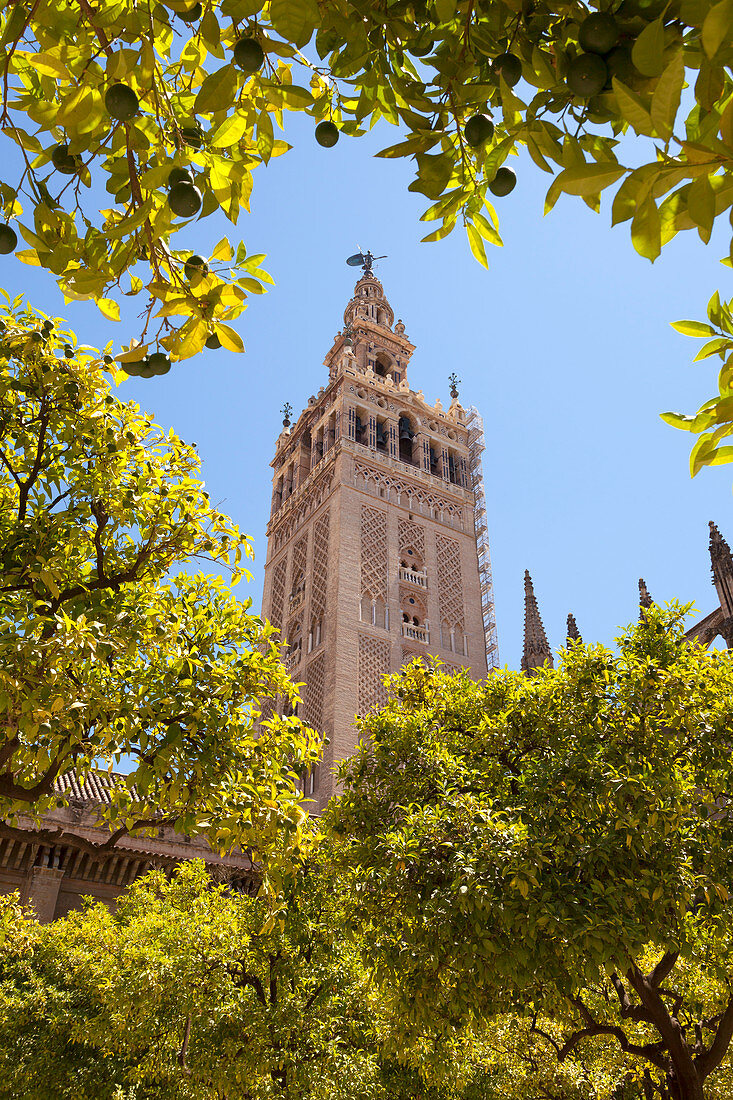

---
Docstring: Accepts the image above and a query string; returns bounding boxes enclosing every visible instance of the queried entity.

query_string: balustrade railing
[399,566,428,588]
[401,622,429,644]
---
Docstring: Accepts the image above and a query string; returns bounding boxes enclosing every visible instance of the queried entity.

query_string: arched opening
[375,352,391,377]
[399,415,415,465]
[448,451,460,485]
[300,429,311,471]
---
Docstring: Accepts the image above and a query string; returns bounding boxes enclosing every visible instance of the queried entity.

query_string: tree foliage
[1,0,732,463]
[0,859,395,1100]
[327,609,733,1100]
[0,295,319,874]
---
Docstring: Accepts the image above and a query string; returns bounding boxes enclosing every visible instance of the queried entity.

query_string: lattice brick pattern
[302,652,325,731]
[436,534,464,630]
[361,506,388,599]
[311,510,330,617]
[358,634,390,714]
[270,557,287,632]
[353,462,463,527]
[291,533,308,588]
[398,518,425,559]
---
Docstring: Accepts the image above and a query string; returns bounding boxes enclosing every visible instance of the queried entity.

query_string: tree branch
[695,991,733,1079]
[231,968,267,1007]
[649,951,679,989]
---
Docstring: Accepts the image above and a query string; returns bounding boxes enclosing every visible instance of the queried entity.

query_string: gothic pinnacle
[709,520,733,626]
[521,570,553,675]
[566,613,582,644]
[638,577,653,616]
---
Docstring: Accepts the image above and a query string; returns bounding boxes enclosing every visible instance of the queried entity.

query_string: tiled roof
[54,769,134,805]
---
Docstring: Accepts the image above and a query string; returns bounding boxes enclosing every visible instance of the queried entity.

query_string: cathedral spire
[709,521,733,646]
[566,613,582,644]
[521,570,553,675]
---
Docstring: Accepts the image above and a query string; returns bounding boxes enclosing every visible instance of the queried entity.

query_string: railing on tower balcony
[398,566,428,588]
[283,649,300,672]
[401,622,429,644]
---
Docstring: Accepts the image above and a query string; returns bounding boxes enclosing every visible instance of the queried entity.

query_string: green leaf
[194,64,238,115]
[702,0,733,57]
[631,195,661,261]
[660,410,701,429]
[693,337,731,360]
[212,237,233,261]
[97,298,120,321]
[556,162,625,197]
[670,320,717,336]
[650,53,684,141]
[612,79,654,137]
[269,0,319,47]
[687,175,716,242]
[215,323,245,353]
[632,17,666,77]
[209,112,249,148]
[466,223,488,269]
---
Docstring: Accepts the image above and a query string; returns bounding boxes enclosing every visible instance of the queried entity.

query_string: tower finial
[709,521,733,646]
[449,372,460,400]
[281,402,292,428]
[566,613,582,644]
[521,570,553,676]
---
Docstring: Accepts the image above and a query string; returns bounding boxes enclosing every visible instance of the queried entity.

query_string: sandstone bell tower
[261,260,498,809]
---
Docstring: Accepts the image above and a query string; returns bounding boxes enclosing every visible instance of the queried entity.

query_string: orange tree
[327,608,733,1100]
[0,296,320,882]
[0,0,731,463]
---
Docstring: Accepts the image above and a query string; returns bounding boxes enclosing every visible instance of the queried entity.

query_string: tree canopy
[0,295,319,877]
[0,859,398,1100]
[327,608,733,1100]
[0,0,732,467]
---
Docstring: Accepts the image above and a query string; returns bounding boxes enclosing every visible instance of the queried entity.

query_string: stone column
[24,866,65,922]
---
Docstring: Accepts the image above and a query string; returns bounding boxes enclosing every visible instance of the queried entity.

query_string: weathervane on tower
[346,249,387,274]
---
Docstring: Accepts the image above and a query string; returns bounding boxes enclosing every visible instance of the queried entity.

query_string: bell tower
[261,261,498,810]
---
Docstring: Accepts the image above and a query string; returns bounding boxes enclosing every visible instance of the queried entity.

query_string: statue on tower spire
[346,249,387,275]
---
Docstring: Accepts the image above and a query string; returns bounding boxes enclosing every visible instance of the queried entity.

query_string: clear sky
[5,111,732,669]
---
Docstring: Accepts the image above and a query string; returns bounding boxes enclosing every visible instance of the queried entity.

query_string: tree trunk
[667,1068,705,1100]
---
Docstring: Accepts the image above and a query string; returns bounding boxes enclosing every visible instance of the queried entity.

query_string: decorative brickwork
[360,506,388,599]
[398,518,425,561]
[270,557,287,633]
[270,467,334,551]
[436,534,464,631]
[354,460,464,529]
[358,634,390,713]
[311,510,330,618]
[291,534,308,589]
[302,652,325,731]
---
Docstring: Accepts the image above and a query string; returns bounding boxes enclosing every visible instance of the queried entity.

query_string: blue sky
[6,111,732,668]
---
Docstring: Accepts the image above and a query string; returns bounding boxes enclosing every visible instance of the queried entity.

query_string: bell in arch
[375,422,387,446]
[399,416,413,441]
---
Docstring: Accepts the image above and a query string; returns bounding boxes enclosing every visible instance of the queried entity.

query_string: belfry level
[261,268,499,811]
